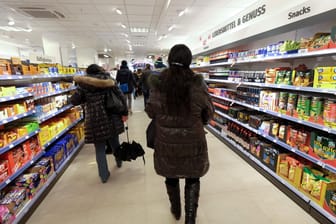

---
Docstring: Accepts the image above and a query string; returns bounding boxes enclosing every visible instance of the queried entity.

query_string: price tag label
[9,144,14,148]
[5,179,11,184]
[298,120,303,124]
[273,139,277,143]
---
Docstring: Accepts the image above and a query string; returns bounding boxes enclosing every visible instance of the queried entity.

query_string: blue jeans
[94,135,120,181]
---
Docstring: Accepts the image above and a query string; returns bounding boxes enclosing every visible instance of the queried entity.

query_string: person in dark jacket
[71,64,127,183]
[145,44,214,224]
[116,60,136,114]
[140,64,151,106]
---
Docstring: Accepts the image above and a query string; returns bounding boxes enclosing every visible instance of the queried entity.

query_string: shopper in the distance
[70,64,127,183]
[145,44,214,224]
[116,60,136,114]
[140,63,151,106]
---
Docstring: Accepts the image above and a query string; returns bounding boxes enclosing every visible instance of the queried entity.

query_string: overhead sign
[29,53,55,63]
[191,0,335,55]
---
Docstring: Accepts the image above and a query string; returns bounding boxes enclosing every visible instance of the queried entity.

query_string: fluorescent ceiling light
[130,27,149,33]
[8,20,15,26]
[104,48,107,52]
[178,8,187,17]
[104,54,109,58]
[168,25,175,31]
[0,26,32,32]
[120,23,127,29]
[158,36,163,41]
[163,35,167,39]
[121,33,128,37]
[133,43,144,47]
[115,8,122,15]
[108,49,112,52]
[126,39,130,43]
[166,0,171,8]
[72,43,76,49]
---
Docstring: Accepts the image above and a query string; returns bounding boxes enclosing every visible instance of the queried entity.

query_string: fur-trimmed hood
[73,73,115,90]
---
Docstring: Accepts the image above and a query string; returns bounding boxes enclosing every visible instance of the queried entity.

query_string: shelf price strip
[38,104,73,124]
[34,87,77,100]
[214,110,336,173]
[0,151,45,191]
[0,92,33,103]
[210,94,336,135]
[42,117,83,150]
[0,130,40,154]
[0,110,36,126]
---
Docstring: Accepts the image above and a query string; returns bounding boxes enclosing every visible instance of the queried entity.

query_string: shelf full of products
[193,29,336,224]
[0,72,85,224]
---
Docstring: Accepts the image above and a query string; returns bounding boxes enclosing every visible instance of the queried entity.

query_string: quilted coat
[70,73,125,143]
[145,74,214,178]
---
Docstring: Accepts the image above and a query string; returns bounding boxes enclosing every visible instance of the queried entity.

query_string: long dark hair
[160,44,194,116]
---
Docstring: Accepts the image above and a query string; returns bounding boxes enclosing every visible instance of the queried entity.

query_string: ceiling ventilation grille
[18,7,65,19]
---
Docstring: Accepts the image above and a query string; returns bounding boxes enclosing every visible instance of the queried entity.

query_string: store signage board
[29,53,55,64]
[191,0,336,55]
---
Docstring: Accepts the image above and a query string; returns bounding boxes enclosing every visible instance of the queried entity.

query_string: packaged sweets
[287,93,298,116]
[310,97,324,117]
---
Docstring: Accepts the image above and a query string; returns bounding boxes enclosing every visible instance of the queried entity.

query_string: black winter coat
[116,67,136,94]
[145,74,214,178]
[70,73,125,143]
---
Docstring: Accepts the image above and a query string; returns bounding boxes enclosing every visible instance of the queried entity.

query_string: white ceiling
[0,0,259,59]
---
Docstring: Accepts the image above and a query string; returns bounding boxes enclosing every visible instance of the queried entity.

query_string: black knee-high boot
[165,181,181,220]
[185,181,200,224]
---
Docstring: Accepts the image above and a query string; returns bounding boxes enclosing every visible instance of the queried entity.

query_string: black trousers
[165,177,200,186]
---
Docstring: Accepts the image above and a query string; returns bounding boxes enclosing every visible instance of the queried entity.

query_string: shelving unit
[0,73,84,224]
[192,10,336,222]
[206,125,336,224]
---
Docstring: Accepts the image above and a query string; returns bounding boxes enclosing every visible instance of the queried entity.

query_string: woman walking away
[145,44,214,224]
[116,60,136,114]
[71,64,127,183]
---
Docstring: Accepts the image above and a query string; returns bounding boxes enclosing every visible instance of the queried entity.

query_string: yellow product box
[17,127,28,138]
[276,154,304,188]
[48,125,58,139]
[38,126,50,145]
[313,67,336,89]
[11,57,21,65]
[0,86,16,97]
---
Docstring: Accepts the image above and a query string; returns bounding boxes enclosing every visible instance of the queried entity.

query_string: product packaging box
[276,154,304,188]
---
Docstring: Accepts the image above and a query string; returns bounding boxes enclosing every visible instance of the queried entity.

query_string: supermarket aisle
[27,97,318,224]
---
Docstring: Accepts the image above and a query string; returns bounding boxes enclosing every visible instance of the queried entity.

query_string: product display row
[0,72,84,223]
[195,31,335,65]
[193,20,336,223]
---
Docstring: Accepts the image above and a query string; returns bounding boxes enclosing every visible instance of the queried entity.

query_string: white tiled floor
[27,96,319,224]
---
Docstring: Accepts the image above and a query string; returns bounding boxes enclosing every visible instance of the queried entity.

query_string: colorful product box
[313,67,336,89]
[276,154,305,188]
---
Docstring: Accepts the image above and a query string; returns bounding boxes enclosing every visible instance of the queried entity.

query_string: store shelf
[0,92,33,103]
[0,129,40,154]
[55,140,84,174]
[13,172,57,224]
[206,124,336,224]
[0,151,45,191]
[34,87,77,100]
[42,117,83,150]
[0,110,36,126]
[205,79,336,95]
[0,74,74,85]
[207,124,311,201]
[38,104,73,124]
[214,109,336,173]
[192,48,336,69]
[210,94,336,135]
[12,140,84,224]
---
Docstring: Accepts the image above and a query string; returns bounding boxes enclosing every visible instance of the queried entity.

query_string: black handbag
[146,120,155,149]
[105,86,127,114]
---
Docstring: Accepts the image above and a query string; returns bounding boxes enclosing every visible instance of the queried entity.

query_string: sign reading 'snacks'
[288,6,311,20]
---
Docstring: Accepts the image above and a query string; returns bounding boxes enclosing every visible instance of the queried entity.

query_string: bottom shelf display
[207,122,336,224]
[0,124,84,224]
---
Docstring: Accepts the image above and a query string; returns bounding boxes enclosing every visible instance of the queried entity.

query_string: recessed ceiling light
[178,8,187,17]
[104,48,107,52]
[8,20,15,26]
[166,0,171,8]
[72,43,76,49]
[115,8,122,15]
[108,49,112,52]
[104,54,109,58]
[168,25,175,31]
[126,39,130,43]
[120,23,127,29]
[130,27,149,33]
[158,36,163,41]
